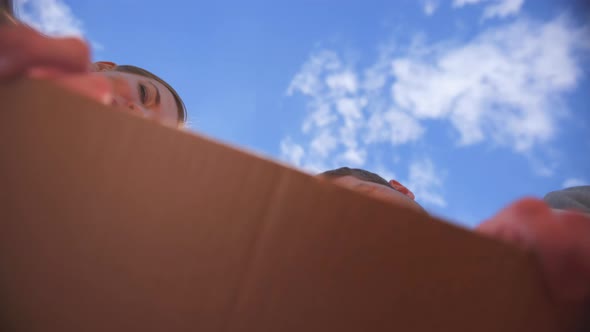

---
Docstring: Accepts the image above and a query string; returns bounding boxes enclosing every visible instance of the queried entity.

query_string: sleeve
[543,185,590,214]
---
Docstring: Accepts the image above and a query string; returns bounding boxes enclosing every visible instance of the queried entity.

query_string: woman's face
[88,62,180,125]
[96,71,180,125]
[0,22,183,125]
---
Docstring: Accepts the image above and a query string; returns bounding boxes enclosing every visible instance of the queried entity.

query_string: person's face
[330,175,427,214]
[90,62,179,126]
[97,71,179,125]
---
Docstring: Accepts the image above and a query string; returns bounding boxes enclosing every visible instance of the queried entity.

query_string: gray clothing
[543,186,590,214]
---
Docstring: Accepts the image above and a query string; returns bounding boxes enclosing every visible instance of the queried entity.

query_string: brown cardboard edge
[0,79,583,331]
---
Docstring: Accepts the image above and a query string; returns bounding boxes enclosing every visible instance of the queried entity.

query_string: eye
[138,83,148,104]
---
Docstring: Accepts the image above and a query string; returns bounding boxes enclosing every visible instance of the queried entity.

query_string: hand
[0,24,111,103]
[476,198,590,304]
[0,24,89,78]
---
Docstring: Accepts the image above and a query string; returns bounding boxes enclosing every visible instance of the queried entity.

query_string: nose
[126,102,142,113]
[111,95,142,113]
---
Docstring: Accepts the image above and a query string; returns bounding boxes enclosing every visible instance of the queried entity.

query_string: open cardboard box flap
[0,80,579,331]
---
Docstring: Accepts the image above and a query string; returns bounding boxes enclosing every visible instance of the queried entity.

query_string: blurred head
[90,61,187,126]
[320,167,427,214]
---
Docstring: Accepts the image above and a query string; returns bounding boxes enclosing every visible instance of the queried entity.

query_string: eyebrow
[148,81,161,105]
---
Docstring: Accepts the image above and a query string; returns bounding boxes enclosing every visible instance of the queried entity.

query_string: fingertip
[58,36,91,71]
[52,74,113,105]
[474,222,501,241]
[509,197,551,217]
[475,218,494,233]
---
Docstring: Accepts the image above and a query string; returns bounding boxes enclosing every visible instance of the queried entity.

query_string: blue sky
[16,0,590,227]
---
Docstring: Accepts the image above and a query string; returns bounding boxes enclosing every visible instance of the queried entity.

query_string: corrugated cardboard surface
[0,80,580,331]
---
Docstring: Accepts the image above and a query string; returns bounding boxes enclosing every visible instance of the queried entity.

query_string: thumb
[51,74,113,105]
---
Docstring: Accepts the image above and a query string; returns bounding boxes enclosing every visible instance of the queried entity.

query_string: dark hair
[320,167,394,190]
[0,0,14,14]
[320,167,427,214]
[114,65,187,125]
[1,0,18,25]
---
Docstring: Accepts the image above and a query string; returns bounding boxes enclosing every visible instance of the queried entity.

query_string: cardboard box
[0,80,582,331]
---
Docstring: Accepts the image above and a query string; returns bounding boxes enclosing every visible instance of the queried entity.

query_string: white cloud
[527,152,558,177]
[15,0,84,37]
[286,51,374,171]
[562,178,588,188]
[287,50,342,97]
[280,137,305,167]
[310,130,338,157]
[14,0,104,54]
[453,0,483,6]
[340,147,366,166]
[391,16,588,152]
[281,15,589,202]
[423,0,439,16]
[404,159,447,207]
[483,0,525,19]
[336,97,365,120]
[326,71,358,94]
[532,163,554,177]
[366,109,425,145]
[452,0,525,20]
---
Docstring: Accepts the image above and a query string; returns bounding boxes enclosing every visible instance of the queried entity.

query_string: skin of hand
[331,172,590,307]
[476,198,590,304]
[0,24,112,104]
[1,24,181,127]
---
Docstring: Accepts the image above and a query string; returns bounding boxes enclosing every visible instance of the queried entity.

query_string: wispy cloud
[15,0,104,52]
[366,108,424,145]
[404,159,447,207]
[482,0,525,19]
[285,50,368,172]
[453,0,482,5]
[281,15,589,206]
[423,0,440,16]
[392,16,588,152]
[453,0,526,20]
[15,0,84,37]
[562,178,588,188]
[280,137,306,169]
